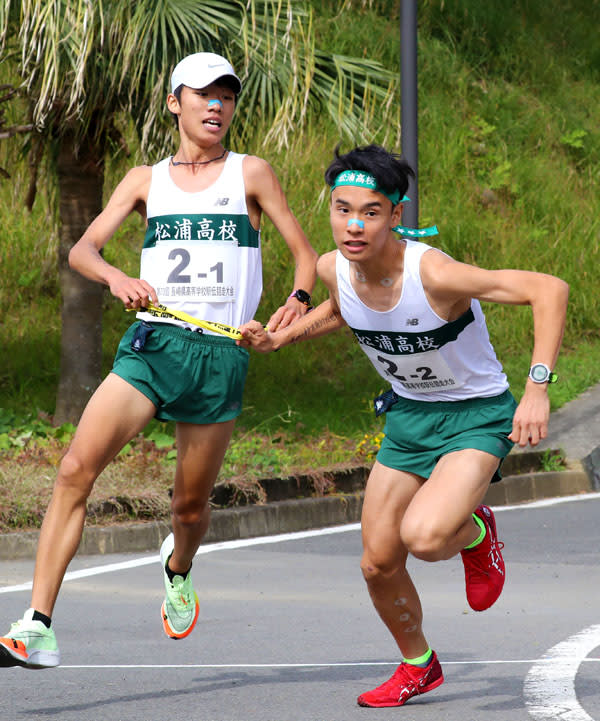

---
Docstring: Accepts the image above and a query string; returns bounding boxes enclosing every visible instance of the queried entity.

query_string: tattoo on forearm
[289,312,340,344]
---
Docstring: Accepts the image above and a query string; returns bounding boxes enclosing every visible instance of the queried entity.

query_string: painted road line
[52,658,600,670]
[0,524,361,595]
[495,492,600,513]
[0,493,600,594]
[524,624,600,721]
[2,493,600,595]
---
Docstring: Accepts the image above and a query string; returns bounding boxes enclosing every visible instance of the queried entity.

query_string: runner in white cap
[170,52,243,95]
[0,52,317,669]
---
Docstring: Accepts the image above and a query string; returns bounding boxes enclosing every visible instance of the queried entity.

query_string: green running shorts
[112,322,249,424]
[377,389,517,482]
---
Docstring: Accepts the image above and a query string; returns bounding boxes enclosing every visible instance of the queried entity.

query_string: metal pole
[401,0,418,228]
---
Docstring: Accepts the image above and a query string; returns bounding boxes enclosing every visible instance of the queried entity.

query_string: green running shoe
[0,608,60,668]
[160,533,199,639]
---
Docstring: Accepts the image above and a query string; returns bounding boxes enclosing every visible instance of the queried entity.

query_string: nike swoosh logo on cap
[208,63,226,68]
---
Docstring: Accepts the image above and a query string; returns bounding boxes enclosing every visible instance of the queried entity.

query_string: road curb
[0,466,592,561]
[484,467,591,506]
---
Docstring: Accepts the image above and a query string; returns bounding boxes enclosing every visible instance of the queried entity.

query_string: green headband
[330,170,406,206]
[330,169,438,238]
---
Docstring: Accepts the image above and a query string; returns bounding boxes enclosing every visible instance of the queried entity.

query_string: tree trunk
[53,130,105,425]
[24,133,43,211]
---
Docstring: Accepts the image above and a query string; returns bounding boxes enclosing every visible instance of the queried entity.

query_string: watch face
[294,289,311,304]
[530,364,549,382]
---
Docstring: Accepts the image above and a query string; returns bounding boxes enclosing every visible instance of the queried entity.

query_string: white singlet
[336,240,509,402]
[137,152,262,333]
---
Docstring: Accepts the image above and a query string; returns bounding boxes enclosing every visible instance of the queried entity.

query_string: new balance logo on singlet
[214,198,229,206]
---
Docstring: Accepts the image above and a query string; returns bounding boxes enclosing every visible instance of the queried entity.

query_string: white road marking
[34,657,600,670]
[2,492,600,595]
[56,661,478,670]
[1,494,599,719]
[0,524,361,594]
[524,624,600,721]
[495,492,600,512]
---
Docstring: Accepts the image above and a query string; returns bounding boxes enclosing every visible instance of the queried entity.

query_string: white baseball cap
[170,52,242,94]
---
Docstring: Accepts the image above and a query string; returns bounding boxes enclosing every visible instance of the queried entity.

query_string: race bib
[350,312,474,394]
[141,241,238,303]
[363,347,462,394]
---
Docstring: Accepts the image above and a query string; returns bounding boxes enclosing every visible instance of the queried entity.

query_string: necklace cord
[171,149,227,166]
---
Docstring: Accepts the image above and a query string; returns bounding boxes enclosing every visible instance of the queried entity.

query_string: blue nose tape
[347,218,365,229]
[208,99,223,109]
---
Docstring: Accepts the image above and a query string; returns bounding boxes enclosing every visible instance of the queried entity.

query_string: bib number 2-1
[142,241,238,303]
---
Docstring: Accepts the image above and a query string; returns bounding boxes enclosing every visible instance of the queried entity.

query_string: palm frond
[1,0,400,158]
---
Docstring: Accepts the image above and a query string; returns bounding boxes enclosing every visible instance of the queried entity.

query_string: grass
[1,1,599,529]
[539,449,567,473]
[0,414,374,533]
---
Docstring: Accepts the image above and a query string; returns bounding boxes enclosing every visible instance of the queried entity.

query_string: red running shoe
[460,504,505,611]
[357,652,444,707]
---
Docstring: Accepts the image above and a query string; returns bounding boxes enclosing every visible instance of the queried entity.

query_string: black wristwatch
[289,289,312,307]
[528,363,558,384]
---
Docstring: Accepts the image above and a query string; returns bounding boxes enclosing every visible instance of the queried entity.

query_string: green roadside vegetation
[1,0,598,531]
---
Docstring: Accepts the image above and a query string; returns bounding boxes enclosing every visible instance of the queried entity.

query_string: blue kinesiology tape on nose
[208,99,223,108]
[347,218,365,229]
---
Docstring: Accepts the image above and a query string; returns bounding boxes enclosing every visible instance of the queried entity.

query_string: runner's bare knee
[55,451,96,499]
[401,517,448,562]
[171,495,209,527]
[360,548,405,583]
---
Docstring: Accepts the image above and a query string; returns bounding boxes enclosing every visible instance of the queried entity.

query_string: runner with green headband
[330,168,438,238]
[238,143,568,710]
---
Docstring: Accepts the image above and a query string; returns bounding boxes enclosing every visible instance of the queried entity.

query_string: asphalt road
[1,493,599,721]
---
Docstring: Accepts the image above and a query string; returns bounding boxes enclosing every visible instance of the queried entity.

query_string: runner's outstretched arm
[238,297,345,352]
[239,251,342,351]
